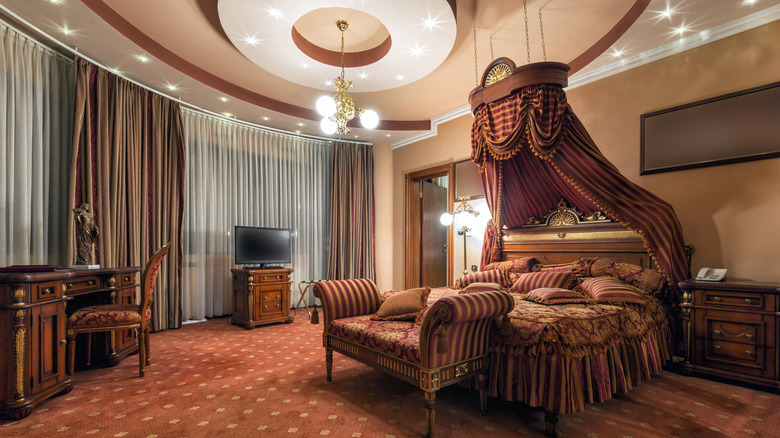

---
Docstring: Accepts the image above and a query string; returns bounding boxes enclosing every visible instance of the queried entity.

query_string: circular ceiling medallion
[218,0,457,92]
[291,8,392,68]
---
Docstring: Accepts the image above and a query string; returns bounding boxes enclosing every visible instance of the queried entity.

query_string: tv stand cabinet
[230,267,293,329]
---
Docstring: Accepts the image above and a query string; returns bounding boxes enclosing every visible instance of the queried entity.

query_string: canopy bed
[461,58,690,435]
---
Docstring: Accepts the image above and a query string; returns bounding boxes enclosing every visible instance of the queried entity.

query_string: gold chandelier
[316,20,379,135]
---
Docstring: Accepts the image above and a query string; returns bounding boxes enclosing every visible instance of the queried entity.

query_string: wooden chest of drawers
[230,268,293,329]
[680,280,779,391]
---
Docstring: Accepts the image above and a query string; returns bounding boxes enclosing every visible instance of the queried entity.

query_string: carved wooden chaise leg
[325,348,333,382]
[478,372,488,415]
[144,326,151,365]
[544,410,559,437]
[424,390,436,438]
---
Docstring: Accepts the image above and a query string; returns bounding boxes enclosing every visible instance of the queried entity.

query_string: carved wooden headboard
[501,199,654,268]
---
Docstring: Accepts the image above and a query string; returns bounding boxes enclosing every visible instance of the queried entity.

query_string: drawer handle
[745,298,752,304]
[276,304,280,308]
[60,339,67,345]
[712,296,721,302]
[714,344,721,350]
[263,305,267,309]
[746,334,753,340]
[66,283,73,289]
[714,329,721,335]
[87,280,95,286]
[42,287,53,295]
[746,350,753,355]
[276,294,280,299]
[124,276,131,282]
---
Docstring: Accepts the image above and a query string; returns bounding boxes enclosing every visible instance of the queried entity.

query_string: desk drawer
[33,281,62,302]
[260,289,284,303]
[707,339,762,368]
[259,300,283,316]
[64,276,99,293]
[119,272,136,286]
[694,310,774,348]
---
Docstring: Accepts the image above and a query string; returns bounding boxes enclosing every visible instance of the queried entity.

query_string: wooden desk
[0,266,140,419]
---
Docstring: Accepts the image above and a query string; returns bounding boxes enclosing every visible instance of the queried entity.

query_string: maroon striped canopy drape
[471,82,689,291]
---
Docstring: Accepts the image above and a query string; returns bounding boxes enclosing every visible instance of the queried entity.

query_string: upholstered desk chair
[66,243,170,377]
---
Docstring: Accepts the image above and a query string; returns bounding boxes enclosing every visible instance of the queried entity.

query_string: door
[420,181,449,287]
[30,302,67,393]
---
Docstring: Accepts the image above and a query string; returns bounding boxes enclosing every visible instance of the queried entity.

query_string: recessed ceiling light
[267,7,283,19]
[297,122,304,127]
[659,7,674,19]
[324,80,333,86]
[136,55,149,63]
[422,14,443,31]
[396,74,404,80]
[386,133,391,137]
[359,72,368,79]
[675,25,688,35]
[50,0,63,4]
[301,62,309,69]
[743,0,757,5]
[610,48,624,58]
[262,117,269,121]
[219,97,228,102]
[112,67,121,74]
[295,130,301,134]
[354,135,359,139]
[166,84,178,91]
[223,112,233,117]
[60,25,72,36]
[244,35,261,46]
[410,44,425,57]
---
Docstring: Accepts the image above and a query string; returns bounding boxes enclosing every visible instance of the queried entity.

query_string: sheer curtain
[0,22,73,266]
[182,111,331,321]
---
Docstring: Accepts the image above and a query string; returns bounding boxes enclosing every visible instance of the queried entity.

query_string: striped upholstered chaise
[313,279,514,438]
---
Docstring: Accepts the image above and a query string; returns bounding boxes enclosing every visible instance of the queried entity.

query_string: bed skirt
[485,320,673,414]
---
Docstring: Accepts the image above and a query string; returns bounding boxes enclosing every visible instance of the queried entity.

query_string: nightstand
[679,279,779,391]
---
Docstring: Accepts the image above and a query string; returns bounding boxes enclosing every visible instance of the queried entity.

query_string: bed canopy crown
[468,59,689,292]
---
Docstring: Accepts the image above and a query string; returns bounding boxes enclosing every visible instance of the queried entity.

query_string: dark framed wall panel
[640,81,780,174]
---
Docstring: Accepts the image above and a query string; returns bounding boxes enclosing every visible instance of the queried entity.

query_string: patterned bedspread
[424,287,668,358]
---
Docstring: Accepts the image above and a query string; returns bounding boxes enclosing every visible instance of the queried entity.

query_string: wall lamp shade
[440,212,454,226]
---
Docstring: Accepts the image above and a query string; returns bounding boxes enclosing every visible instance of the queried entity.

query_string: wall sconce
[440,196,480,275]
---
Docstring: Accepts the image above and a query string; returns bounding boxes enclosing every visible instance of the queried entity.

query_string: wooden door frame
[405,163,454,289]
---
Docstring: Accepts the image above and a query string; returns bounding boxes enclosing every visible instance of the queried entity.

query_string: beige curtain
[68,57,185,331]
[327,142,375,281]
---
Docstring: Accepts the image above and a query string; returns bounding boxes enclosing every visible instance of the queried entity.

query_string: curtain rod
[0,4,372,147]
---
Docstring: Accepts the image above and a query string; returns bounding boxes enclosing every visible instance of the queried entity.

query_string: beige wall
[383,21,780,289]
[372,142,394,291]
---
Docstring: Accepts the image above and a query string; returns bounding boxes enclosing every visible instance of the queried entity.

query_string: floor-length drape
[182,111,331,321]
[68,57,185,331]
[327,142,375,281]
[0,22,73,266]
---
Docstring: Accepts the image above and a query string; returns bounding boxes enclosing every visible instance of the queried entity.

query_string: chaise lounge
[312,278,514,437]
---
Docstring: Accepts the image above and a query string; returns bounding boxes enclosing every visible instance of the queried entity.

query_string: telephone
[695,267,727,282]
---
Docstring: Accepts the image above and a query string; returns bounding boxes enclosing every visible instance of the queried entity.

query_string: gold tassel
[311,307,319,324]
[436,326,449,354]
[499,315,512,336]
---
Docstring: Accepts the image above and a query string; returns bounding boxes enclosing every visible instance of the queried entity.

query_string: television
[234,226,292,268]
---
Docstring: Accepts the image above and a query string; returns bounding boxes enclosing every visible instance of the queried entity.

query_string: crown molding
[393,5,780,150]
[390,105,471,149]
[567,4,780,89]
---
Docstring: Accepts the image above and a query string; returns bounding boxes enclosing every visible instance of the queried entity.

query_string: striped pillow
[509,271,574,294]
[522,288,591,305]
[455,270,507,289]
[371,287,431,321]
[578,277,645,305]
[459,282,504,294]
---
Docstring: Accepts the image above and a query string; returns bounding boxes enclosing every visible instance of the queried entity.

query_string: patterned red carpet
[3,314,779,437]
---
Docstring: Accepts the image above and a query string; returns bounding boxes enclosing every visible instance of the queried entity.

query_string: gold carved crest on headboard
[480,57,517,88]
[523,199,610,227]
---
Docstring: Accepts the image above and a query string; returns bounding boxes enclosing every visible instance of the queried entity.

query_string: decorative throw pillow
[522,288,591,305]
[578,277,645,305]
[459,282,503,294]
[534,261,582,275]
[580,258,665,295]
[483,257,541,274]
[371,287,431,321]
[454,270,507,289]
[509,271,574,294]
